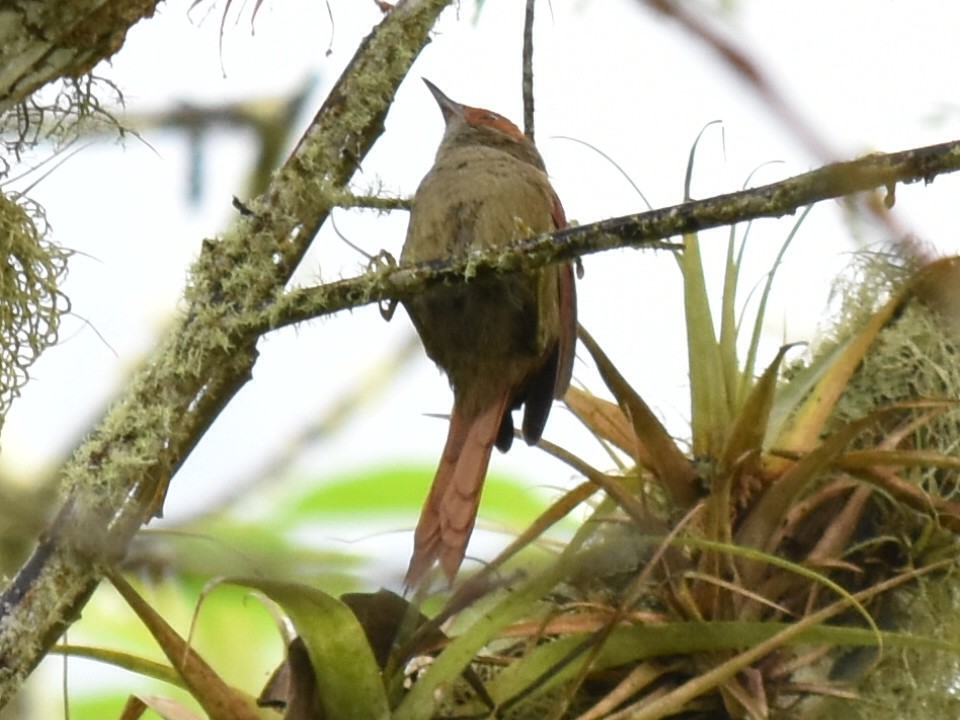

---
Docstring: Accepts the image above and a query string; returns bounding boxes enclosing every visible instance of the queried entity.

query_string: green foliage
[231,579,391,720]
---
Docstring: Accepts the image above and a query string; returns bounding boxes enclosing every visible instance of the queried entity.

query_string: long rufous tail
[405,393,511,588]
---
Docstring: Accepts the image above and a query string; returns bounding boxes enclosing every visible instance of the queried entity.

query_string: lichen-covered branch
[0,0,454,704]
[0,0,159,116]
[265,138,960,331]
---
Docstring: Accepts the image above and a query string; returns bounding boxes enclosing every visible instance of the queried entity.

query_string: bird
[401,79,577,587]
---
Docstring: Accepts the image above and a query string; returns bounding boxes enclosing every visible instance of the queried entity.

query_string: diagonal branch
[0,0,455,704]
[264,137,960,333]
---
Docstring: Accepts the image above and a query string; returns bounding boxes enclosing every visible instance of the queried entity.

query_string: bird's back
[401,144,562,413]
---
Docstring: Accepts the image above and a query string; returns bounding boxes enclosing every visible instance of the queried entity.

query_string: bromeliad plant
[377,219,960,717]
[541,247,960,718]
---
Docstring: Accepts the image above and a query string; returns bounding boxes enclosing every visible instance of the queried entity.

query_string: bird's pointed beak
[422,78,464,123]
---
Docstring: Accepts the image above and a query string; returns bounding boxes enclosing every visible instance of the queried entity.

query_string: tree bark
[0,0,160,115]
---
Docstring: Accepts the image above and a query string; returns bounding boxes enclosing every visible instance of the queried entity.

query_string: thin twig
[522,0,536,140]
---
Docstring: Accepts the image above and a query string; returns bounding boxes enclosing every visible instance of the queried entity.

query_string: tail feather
[405,394,510,588]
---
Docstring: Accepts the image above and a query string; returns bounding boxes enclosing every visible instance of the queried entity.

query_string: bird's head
[422,77,527,143]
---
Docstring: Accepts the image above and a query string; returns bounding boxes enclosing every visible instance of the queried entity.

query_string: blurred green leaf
[276,464,550,527]
[226,578,390,720]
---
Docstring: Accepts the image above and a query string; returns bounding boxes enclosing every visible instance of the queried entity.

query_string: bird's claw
[371,250,399,321]
[369,249,398,271]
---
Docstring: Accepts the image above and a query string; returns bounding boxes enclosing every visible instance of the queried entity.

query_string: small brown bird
[402,79,577,587]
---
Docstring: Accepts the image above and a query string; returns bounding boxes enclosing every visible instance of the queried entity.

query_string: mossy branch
[0,0,159,114]
[0,0,454,704]
[265,138,960,332]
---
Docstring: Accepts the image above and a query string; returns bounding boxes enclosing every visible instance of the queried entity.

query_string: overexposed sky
[8,0,960,538]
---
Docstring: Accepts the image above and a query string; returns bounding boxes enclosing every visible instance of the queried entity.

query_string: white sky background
[7,0,960,577]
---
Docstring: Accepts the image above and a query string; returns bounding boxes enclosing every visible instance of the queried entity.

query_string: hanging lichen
[0,191,70,431]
